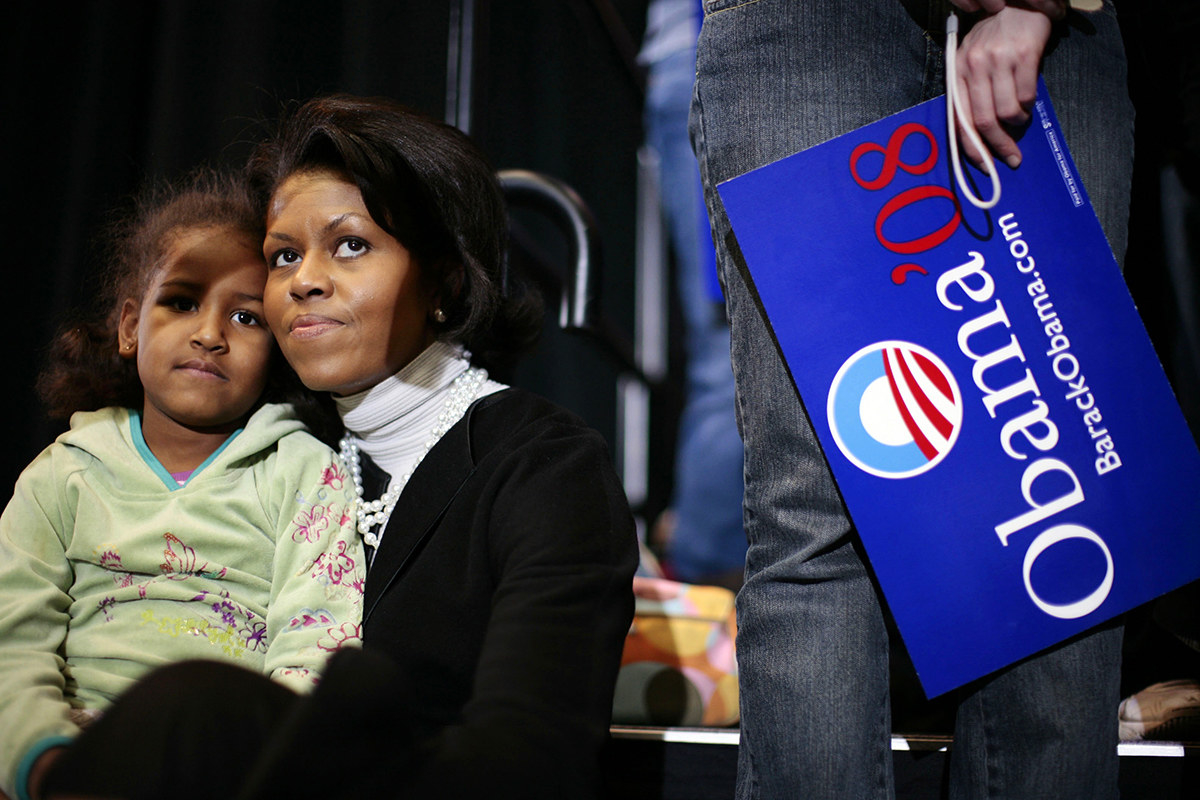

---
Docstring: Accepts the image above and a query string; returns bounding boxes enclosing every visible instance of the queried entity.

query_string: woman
[40,95,638,800]
[247,94,638,798]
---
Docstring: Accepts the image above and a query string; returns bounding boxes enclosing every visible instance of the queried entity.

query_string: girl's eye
[269,249,301,269]
[333,238,369,258]
[167,297,198,312]
[232,310,262,327]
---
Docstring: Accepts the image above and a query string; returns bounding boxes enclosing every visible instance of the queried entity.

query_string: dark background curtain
[3,0,1197,544]
[3,0,656,504]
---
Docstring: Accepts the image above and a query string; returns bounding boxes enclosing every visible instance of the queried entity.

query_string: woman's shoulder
[462,388,625,502]
[467,388,606,450]
[471,387,592,429]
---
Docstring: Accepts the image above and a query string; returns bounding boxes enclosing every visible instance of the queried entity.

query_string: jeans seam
[703,0,764,19]
[878,668,893,798]
[981,690,998,800]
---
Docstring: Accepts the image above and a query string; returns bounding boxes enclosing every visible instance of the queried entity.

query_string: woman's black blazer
[350,388,638,798]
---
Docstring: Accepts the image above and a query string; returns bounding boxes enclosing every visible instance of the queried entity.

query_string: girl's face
[118,226,273,438]
[262,169,436,396]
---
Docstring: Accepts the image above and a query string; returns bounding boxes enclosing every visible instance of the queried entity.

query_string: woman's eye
[333,238,368,258]
[269,249,301,269]
[232,310,262,327]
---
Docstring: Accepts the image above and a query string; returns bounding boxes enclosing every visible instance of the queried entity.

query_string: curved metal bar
[498,168,602,333]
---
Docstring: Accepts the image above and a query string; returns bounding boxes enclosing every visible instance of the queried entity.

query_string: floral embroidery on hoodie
[160,532,227,581]
[97,546,135,588]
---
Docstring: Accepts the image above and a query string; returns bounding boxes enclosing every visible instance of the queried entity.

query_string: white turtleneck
[335,341,506,487]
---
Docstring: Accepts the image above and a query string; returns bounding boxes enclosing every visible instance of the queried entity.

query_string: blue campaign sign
[718,82,1200,696]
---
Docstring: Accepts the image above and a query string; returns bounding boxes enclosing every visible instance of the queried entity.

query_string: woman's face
[263,170,436,396]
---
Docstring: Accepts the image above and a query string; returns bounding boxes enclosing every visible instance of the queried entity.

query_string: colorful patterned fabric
[613,576,738,727]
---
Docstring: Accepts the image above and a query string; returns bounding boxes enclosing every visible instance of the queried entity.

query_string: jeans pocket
[702,0,762,16]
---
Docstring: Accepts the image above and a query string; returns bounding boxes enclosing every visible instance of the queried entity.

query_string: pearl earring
[434,309,447,323]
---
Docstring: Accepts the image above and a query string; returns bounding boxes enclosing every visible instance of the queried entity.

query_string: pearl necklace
[340,366,488,549]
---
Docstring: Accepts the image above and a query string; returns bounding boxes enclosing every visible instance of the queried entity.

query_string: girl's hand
[954,5,1053,169]
[950,0,1067,19]
[28,747,67,799]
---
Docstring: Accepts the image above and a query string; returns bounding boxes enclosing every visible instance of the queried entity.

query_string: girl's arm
[22,747,67,800]
[0,449,81,799]
[262,437,365,692]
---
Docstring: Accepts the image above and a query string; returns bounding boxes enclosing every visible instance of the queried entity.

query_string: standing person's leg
[645,44,746,587]
[691,1,937,796]
[950,4,1133,798]
[951,623,1124,800]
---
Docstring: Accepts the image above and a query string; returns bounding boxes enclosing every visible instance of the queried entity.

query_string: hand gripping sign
[718,80,1200,696]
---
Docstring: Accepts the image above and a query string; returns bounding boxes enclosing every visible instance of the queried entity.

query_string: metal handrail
[499,169,652,386]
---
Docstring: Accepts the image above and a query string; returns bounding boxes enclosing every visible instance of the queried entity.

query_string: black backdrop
[4,1,654,502]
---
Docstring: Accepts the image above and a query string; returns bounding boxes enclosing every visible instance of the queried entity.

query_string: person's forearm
[950,1,1068,19]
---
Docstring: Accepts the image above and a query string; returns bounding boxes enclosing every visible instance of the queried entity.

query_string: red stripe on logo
[884,348,938,459]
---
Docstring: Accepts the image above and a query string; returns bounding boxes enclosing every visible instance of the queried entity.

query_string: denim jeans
[645,45,747,582]
[689,1,1132,798]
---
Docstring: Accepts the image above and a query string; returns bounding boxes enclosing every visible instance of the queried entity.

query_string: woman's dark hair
[246,94,542,370]
[36,169,329,434]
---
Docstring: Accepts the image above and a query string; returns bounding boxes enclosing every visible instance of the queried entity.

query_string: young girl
[0,171,365,800]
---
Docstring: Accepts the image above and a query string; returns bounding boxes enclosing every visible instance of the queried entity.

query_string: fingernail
[1005,154,1021,169]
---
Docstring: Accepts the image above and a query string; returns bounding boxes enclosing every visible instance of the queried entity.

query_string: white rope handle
[946,13,1002,210]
